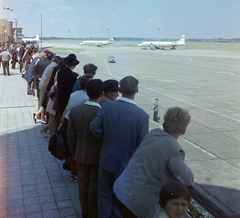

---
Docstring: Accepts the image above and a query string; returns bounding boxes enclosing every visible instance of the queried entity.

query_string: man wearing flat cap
[99,79,119,106]
[56,53,79,117]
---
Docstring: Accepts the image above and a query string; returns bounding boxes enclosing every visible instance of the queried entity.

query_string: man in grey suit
[68,79,104,218]
[90,75,149,218]
[113,107,193,218]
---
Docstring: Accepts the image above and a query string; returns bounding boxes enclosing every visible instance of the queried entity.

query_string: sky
[1,0,240,39]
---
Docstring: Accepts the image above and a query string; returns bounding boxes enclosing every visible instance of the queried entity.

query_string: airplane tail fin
[109,37,114,42]
[35,34,40,41]
[177,35,185,45]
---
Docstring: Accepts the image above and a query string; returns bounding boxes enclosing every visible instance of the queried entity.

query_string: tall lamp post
[157,28,160,40]
[107,28,109,38]
[40,13,42,50]
[14,18,18,43]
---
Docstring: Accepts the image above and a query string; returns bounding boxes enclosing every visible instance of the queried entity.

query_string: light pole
[68,30,70,39]
[4,29,7,42]
[40,14,42,50]
[14,18,18,43]
[107,28,109,38]
[157,28,160,40]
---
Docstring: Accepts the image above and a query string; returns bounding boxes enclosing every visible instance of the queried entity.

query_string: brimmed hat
[155,98,159,100]
[104,79,119,92]
[64,54,79,66]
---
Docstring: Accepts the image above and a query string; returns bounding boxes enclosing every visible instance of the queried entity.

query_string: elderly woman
[113,107,194,218]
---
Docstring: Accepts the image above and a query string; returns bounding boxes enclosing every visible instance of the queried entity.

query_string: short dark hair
[86,79,104,99]
[53,55,61,63]
[83,63,98,75]
[119,76,138,96]
[27,48,33,55]
[158,180,190,208]
[80,74,94,90]
[46,51,53,60]
[58,58,66,70]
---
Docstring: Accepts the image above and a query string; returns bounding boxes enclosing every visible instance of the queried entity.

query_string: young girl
[158,180,190,218]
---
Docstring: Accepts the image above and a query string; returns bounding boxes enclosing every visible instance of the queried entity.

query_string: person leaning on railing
[113,107,194,218]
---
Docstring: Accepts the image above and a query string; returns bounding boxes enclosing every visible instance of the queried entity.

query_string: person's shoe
[70,174,75,181]
[8,74,10,76]
[74,176,78,183]
[41,128,48,137]
[33,113,37,123]
[41,120,47,124]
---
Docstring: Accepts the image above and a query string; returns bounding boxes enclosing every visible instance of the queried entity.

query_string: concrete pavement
[0,68,81,217]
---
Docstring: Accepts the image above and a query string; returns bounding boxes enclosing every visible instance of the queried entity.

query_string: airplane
[80,38,114,47]
[138,35,186,50]
[22,34,40,43]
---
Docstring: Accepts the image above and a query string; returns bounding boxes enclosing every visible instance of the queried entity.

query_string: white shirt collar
[84,101,101,108]
[119,97,136,105]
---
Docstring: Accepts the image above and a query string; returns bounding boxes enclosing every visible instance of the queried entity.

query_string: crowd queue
[1,40,194,218]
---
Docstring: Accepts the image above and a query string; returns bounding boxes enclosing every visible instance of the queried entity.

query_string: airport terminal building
[0,18,22,43]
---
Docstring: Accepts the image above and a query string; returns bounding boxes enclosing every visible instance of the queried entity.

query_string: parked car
[108,56,116,63]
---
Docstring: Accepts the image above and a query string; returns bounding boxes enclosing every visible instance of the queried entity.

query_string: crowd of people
[2,41,194,218]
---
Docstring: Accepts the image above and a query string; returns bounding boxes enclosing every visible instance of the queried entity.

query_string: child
[158,180,190,218]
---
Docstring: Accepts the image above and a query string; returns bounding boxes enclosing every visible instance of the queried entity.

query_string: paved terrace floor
[0,68,81,218]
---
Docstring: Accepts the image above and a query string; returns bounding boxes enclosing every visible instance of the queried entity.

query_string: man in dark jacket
[18,42,26,73]
[90,76,149,218]
[68,79,104,218]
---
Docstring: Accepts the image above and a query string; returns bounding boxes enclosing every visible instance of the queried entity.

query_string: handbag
[48,89,56,99]
[48,131,68,161]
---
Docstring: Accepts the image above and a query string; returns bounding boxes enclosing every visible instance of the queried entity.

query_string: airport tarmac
[68,45,240,216]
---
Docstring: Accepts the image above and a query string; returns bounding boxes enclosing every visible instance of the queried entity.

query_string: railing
[188,185,240,218]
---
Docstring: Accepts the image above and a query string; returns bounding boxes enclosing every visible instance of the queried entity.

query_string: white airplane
[80,38,114,47]
[22,34,40,43]
[138,35,186,50]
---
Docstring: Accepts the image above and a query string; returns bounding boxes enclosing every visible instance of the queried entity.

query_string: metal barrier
[188,185,240,218]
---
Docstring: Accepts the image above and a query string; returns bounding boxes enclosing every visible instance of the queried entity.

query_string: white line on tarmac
[140,85,240,123]
[104,61,236,158]
[183,138,217,158]
[102,53,113,76]
[150,119,217,158]
[103,61,239,123]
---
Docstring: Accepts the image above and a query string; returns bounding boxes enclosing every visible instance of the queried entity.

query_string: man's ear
[119,87,122,93]
[100,91,104,98]
[136,87,138,94]
[181,131,186,135]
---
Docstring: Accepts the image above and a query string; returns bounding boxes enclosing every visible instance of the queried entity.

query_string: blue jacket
[23,57,39,83]
[90,98,149,176]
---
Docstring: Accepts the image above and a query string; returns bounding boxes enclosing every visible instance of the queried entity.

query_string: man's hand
[57,123,63,132]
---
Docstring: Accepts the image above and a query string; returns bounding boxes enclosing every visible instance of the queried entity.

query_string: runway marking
[183,138,217,158]
[103,61,240,123]
[102,53,113,76]
[216,71,236,76]
[150,119,217,158]
[140,85,240,123]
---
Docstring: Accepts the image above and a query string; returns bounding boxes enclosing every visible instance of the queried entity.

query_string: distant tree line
[41,36,240,43]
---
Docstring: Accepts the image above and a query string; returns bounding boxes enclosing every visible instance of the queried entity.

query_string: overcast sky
[1,0,240,39]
